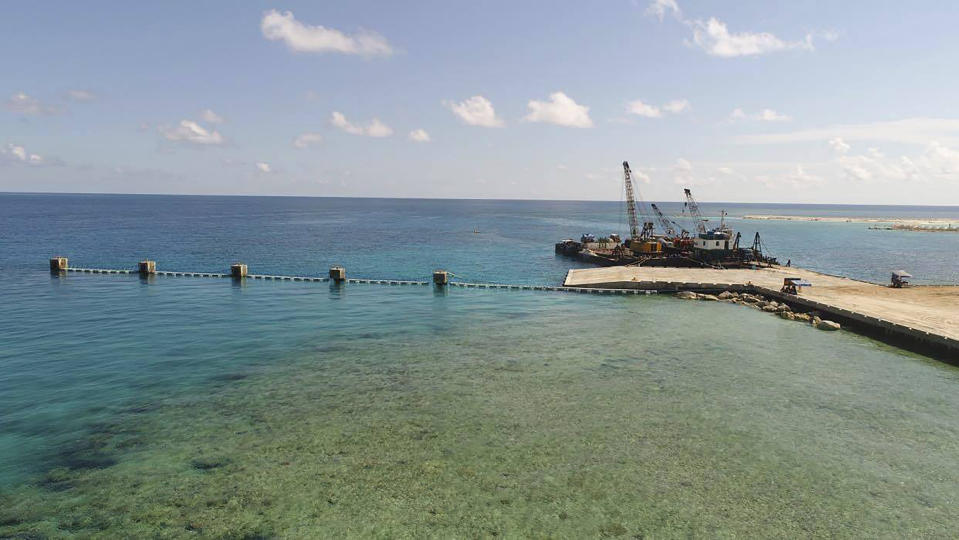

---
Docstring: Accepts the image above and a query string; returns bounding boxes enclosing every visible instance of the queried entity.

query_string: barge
[556,162,777,269]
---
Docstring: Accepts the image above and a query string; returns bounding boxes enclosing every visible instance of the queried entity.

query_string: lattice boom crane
[650,203,676,237]
[683,188,708,234]
[623,161,640,239]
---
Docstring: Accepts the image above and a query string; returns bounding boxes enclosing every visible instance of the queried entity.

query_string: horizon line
[1,190,958,208]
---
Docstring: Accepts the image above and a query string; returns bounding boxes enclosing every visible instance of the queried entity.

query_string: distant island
[743,215,959,232]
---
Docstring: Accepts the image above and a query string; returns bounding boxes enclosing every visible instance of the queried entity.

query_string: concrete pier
[564,266,959,360]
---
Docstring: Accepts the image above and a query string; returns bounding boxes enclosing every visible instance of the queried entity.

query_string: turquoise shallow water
[1,194,958,536]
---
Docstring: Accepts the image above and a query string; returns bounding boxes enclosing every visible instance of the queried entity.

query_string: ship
[555,162,777,269]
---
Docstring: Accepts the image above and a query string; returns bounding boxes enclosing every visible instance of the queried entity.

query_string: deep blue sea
[1,193,958,537]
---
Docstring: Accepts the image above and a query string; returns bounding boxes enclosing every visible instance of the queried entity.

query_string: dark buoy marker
[330,265,346,283]
[50,256,68,274]
[433,269,449,287]
[138,260,156,276]
[231,263,248,279]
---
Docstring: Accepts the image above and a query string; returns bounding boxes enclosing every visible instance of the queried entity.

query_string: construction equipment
[650,203,677,237]
[682,188,708,234]
[622,161,656,242]
[891,270,912,288]
[750,232,765,258]
[622,161,640,240]
[780,277,811,295]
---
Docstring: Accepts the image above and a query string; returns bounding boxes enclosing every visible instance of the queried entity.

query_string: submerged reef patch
[2,298,959,537]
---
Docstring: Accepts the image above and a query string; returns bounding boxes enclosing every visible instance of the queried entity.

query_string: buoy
[231,263,248,279]
[50,256,68,273]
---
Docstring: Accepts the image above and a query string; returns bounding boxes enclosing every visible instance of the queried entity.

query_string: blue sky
[3,1,959,204]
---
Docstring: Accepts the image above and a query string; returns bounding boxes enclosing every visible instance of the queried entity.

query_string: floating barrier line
[60,267,656,295]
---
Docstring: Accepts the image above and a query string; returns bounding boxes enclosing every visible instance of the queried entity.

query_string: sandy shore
[743,215,958,226]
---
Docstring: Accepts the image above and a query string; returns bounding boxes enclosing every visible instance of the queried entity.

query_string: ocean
[1,193,958,537]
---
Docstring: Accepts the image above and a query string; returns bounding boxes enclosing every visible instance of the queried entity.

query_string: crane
[649,203,689,238]
[622,161,640,240]
[682,188,708,234]
[650,203,677,237]
[623,162,655,240]
[750,232,765,256]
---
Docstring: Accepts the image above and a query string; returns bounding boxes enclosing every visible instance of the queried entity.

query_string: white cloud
[690,17,813,57]
[920,141,959,178]
[828,141,959,184]
[646,0,681,21]
[758,109,791,122]
[159,120,225,145]
[632,168,652,184]
[672,158,694,185]
[260,10,392,57]
[330,111,393,137]
[445,95,504,127]
[829,137,850,154]
[820,29,841,43]
[627,99,662,118]
[408,128,431,142]
[837,148,910,183]
[733,117,959,146]
[666,158,722,187]
[626,98,689,118]
[729,107,792,122]
[647,2,821,58]
[5,92,58,115]
[751,165,825,190]
[524,92,593,128]
[662,99,691,114]
[784,165,824,187]
[365,119,393,137]
[1,143,43,165]
[66,89,96,102]
[293,132,323,148]
[256,162,272,173]
[200,109,224,124]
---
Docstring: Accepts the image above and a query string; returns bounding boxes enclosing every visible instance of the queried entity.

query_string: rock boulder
[816,320,841,331]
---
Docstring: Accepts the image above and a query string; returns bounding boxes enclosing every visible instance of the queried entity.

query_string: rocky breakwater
[676,290,841,331]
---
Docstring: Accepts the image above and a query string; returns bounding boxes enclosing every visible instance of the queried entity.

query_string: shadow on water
[328,281,346,299]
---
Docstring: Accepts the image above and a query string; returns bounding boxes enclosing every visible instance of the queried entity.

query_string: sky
[3,0,959,204]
